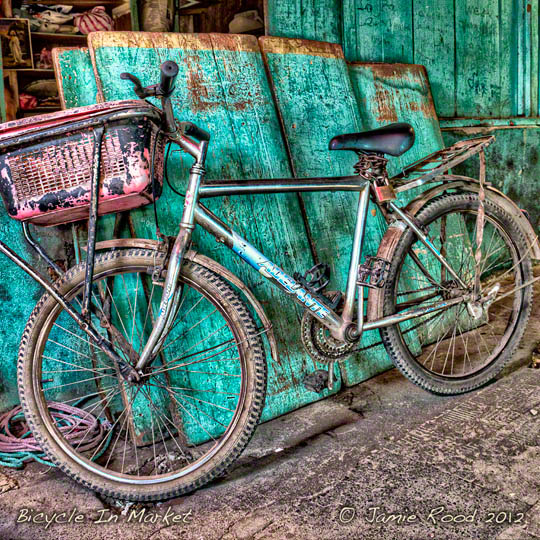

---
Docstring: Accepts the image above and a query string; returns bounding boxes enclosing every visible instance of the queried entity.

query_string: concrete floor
[0,283,539,540]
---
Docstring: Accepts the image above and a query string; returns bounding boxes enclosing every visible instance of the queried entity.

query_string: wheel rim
[31,262,250,485]
[392,207,525,379]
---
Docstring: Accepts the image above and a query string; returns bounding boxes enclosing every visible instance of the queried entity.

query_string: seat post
[354,151,397,203]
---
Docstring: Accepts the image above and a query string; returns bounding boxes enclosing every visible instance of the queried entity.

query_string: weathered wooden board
[454,0,513,117]
[267,0,538,119]
[88,32,343,438]
[0,220,75,413]
[348,62,463,376]
[259,37,395,386]
[52,48,100,109]
[265,0,342,44]
[411,0,455,117]
[341,0,413,64]
[349,63,444,175]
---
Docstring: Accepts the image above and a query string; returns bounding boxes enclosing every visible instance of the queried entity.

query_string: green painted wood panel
[454,0,513,117]
[0,221,75,412]
[348,63,444,174]
[267,0,538,119]
[52,48,100,109]
[259,37,394,387]
[346,62,446,384]
[349,62,466,366]
[266,0,342,44]
[412,0,455,117]
[88,32,343,440]
[341,0,413,63]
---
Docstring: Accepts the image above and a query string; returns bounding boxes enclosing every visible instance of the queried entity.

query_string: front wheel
[380,192,533,394]
[18,248,267,501]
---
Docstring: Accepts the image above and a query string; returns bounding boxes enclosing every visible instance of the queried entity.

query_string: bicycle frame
[132,133,472,371]
[0,128,470,376]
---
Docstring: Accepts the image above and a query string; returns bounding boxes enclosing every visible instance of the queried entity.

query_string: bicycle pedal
[303,369,329,393]
[357,257,391,289]
[293,263,330,294]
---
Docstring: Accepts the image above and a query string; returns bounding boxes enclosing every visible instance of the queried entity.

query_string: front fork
[134,140,208,372]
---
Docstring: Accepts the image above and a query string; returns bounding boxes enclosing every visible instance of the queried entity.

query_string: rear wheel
[18,248,267,501]
[380,192,533,394]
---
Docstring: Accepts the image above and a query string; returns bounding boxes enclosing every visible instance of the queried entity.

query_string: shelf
[31,32,87,43]
[5,69,55,75]
[24,0,124,6]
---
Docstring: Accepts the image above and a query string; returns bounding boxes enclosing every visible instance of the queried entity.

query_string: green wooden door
[88,32,343,440]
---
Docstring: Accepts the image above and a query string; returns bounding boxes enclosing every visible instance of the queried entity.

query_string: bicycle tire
[380,192,533,394]
[18,248,267,501]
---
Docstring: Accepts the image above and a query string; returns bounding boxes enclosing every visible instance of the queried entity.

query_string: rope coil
[0,403,111,468]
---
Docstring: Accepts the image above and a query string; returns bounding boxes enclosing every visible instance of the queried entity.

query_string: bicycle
[0,61,536,501]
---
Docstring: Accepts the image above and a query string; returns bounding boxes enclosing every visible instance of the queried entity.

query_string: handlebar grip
[158,61,179,97]
[181,122,211,142]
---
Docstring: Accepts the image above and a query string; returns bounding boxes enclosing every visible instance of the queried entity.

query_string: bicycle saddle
[329,122,415,157]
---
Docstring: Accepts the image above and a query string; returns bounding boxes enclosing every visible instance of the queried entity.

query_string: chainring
[300,291,357,364]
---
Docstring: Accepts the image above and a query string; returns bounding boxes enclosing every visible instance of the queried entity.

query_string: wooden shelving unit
[24,0,125,6]
[1,0,133,121]
[31,32,88,44]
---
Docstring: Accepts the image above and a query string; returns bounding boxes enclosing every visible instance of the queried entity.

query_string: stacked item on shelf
[12,4,114,35]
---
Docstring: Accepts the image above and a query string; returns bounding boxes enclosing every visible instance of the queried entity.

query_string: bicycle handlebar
[121,60,211,142]
[158,61,179,97]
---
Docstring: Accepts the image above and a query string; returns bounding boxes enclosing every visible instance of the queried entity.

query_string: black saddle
[329,122,415,157]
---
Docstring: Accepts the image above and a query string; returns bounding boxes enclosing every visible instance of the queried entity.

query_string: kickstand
[327,362,335,390]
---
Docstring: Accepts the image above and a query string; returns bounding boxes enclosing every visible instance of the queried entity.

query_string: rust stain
[184,53,264,113]
[372,80,398,123]
[259,36,344,59]
[407,100,436,118]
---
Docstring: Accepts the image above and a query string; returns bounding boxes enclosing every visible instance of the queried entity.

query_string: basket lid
[0,100,160,142]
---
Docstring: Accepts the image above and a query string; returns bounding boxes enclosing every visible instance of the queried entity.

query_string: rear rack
[391,136,494,193]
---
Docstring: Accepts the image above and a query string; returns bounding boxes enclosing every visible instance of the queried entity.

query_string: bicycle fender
[399,175,540,261]
[92,238,279,365]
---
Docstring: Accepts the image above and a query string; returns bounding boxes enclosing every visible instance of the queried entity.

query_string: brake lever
[120,72,146,99]
[121,71,176,101]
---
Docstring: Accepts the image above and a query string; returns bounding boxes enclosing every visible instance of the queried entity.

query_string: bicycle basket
[0,100,166,226]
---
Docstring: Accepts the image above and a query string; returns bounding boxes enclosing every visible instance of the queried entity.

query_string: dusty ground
[0,278,538,540]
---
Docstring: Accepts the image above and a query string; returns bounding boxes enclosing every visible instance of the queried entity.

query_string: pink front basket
[0,100,165,226]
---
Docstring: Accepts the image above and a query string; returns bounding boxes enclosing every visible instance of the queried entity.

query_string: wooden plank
[348,63,445,175]
[88,31,343,441]
[0,220,76,413]
[412,0,456,117]
[266,0,342,44]
[259,36,396,386]
[52,48,100,109]
[341,0,413,63]
[454,0,512,117]
[345,61,446,384]
[347,62,465,380]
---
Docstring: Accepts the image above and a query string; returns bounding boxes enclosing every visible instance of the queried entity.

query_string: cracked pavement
[0,286,538,540]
